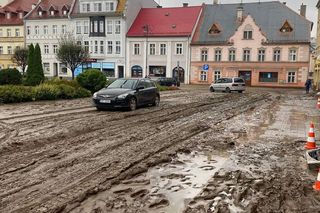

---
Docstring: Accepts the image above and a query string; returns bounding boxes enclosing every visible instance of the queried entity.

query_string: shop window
[149,66,166,77]
[259,72,278,82]
[131,65,143,77]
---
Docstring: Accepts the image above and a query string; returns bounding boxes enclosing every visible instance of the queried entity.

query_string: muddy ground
[0,85,320,213]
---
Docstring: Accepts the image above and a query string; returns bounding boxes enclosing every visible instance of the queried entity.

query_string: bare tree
[12,48,28,76]
[56,33,89,79]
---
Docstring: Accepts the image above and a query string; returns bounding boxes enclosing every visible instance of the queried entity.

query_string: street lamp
[143,24,149,77]
[176,61,180,87]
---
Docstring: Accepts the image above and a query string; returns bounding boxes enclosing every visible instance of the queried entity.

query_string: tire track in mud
[0,93,269,213]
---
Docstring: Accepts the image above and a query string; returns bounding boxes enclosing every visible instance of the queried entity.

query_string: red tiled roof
[127,6,202,37]
[0,0,38,26]
[27,0,74,19]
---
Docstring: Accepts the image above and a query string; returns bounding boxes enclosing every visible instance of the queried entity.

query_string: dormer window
[19,12,23,19]
[106,2,114,11]
[280,20,293,33]
[243,24,253,39]
[63,10,68,15]
[38,11,42,16]
[208,23,221,35]
[6,12,11,19]
[50,10,55,16]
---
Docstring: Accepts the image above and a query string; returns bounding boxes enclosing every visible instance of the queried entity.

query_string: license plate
[100,99,111,103]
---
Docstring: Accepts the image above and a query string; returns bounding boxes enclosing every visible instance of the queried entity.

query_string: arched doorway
[172,67,185,83]
[131,65,143,78]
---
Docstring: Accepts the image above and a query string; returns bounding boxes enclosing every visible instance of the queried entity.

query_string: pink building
[190,2,312,88]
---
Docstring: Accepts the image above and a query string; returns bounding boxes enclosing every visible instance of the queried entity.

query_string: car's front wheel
[209,87,214,92]
[226,87,231,93]
[129,97,137,111]
[153,95,160,106]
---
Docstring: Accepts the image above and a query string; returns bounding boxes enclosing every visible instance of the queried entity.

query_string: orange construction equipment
[305,123,317,150]
[317,98,320,109]
[313,169,320,191]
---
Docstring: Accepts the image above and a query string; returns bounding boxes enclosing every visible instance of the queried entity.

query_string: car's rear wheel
[129,97,137,111]
[238,90,243,93]
[96,107,103,111]
[226,87,231,93]
[153,95,160,106]
[209,87,214,92]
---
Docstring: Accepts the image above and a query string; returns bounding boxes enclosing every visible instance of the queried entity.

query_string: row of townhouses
[0,0,313,88]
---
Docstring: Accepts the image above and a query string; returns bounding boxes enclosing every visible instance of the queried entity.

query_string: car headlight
[93,92,98,98]
[117,93,128,99]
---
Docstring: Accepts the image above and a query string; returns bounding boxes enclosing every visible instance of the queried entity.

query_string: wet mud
[0,87,320,212]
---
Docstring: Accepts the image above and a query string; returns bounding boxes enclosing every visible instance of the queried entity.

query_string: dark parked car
[93,78,160,111]
[156,77,177,86]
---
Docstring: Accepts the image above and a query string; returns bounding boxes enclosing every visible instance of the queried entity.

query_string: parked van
[209,77,245,93]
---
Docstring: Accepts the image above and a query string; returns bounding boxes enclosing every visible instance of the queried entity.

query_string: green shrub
[74,87,92,98]
[33,84,60,100]
[76,69,106,93]
[0,85,34,103]
[45,78,80,88]
[0,68,22,85]
[156,84,180,91]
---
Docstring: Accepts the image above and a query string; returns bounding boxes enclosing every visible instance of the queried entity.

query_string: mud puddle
[72,151,228,213]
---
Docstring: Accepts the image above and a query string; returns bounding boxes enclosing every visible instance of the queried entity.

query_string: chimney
[282,2,286,5]
[183,3,188,7]
[236,6,244,22]
[300,3,306,17]
[213,0,218,4]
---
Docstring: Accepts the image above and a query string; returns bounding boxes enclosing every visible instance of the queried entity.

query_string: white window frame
[214,70,221,81]
[107,20,112,34]
[7,46,12,54]
[200,71,207,81]
[43,25,48,35]
[176,43,183,55]
[35,26,39,35]
[201,49,208,61]
[160,43,166,55]
[149,43,155,55]
[273,49,281,62]
[100,41,104,54]
[116,41,120,54]
[243,30,252,39]
[287,71,296,83]
[44,44,49,54]
[94,40,98,54]
[94,21,98,33]
[62,25,67,34]
[106,2,114,11]
[53,44,58,54]
[84,21,89,34]
[229,49,236,61]
[52,25,58,34]
[243,49,251,62]
[76,21,81,34]
[215,49,222,61]
[26,26,31,35]
[289,49,297,62]
[15,29,20,37]
[133,43,140,55]
[107,41,113,54]
[258,49,265,62]
[115,20,121,34]
[99,21,104,33]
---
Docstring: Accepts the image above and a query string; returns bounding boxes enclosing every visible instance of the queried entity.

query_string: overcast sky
[157,0,318,37]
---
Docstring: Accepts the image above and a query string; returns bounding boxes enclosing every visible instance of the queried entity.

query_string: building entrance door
[118,66,124,78]
[239,71,252,86]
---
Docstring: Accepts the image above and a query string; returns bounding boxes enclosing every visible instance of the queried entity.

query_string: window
[115,20,121,34]
[82,3,90,12]
[0,46,3,54]
[208,23,221,34]
[98,41,104,54]
[134,43,140,55]
[149,44,155,55]
[38,11,42,16]
[0,29,3,37]
[43,25,48,34]
[106,2,114,11]
[94,3,102,11]
[53,44,58,54]
[59,63,68,75]
[50,10,55,16]
[243,49,251,61]
[258,49,265,62]
[273,49,281,62]
[243,30,252,39]
[76,41,81,46]
[84,41,89,52]
[99,21,104,33]
[7,46,12,54]
[107,20,112,34]
[35,26,39,35]
[116,41,120,54]
[107,41,113,54]
[76,21,81,34]
[229,49,235,61]
[27,26,31,35]
[44,44,49,54]
[200,71,207,81]
[84,21,89,34]
[63,10,68,15]
[289,49,297,62]
[214,70,221,81]
[201,49,208,61]
[62,25,66,34]
[15,29,20,37]
[280,20,293,33]
[287,71,296,83]
[53,25,57,34]
[15,46,20,50]
[94,41,98,53]
[176,43,183,55]
[215,49,222,61]
[259,72,278,82]
[94,21,98,33]
[160,44,166,55]
[7,29,11,37]
[90,41,93,53]
[43,63,50,75]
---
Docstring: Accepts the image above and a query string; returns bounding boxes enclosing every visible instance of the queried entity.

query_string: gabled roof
[0,0,38,26]
[127,6,202,37]
[26,0,74,19]
[192,2,312,45]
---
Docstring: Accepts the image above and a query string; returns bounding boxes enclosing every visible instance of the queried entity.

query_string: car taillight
[232,84,238,86]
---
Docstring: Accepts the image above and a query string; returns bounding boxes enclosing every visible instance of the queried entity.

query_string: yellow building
[0,0,38,70]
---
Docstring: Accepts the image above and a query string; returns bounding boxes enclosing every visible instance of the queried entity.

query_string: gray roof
[192,1,312,45]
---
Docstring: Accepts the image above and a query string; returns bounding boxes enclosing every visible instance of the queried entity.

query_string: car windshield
[107,79,138,89]
[234,78,244,83]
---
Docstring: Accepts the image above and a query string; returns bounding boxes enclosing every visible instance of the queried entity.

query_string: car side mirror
[136,86,144,90]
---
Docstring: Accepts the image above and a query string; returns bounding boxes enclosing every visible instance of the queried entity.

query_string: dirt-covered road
[0,86,319,213]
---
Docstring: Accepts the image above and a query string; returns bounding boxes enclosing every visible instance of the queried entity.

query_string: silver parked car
[209,77,245,93]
